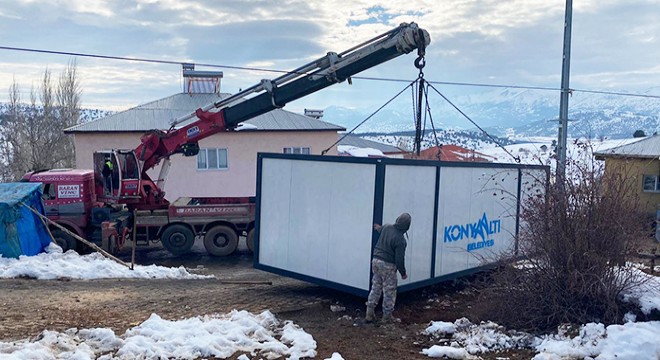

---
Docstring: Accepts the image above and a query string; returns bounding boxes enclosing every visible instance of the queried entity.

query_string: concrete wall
[72,131,338,201]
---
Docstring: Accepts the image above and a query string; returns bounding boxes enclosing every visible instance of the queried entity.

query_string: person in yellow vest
[102,156,114,195]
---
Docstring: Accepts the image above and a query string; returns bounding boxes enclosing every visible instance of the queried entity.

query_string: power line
[571,88,660,99]
[2,45,660,100]
[0,45,293,76]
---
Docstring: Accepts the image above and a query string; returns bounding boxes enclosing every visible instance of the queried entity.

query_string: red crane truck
[22,23,430,256]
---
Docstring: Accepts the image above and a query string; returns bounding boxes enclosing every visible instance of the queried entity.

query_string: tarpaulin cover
[0,182,51,258]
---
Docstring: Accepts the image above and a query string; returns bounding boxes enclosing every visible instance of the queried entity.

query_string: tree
[633,129,646,138]
[0,60,81,181]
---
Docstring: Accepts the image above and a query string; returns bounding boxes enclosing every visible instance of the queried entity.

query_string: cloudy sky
[0,0,658,114]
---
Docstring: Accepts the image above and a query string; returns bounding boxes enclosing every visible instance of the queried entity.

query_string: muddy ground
[1,238,657,359]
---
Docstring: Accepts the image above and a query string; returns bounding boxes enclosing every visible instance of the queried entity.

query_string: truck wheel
[246,229,255,253]
[51,229,77,253]
[161,224,194,256]
[204,225,238,256]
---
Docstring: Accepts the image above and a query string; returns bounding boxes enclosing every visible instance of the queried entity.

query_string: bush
[476,153,649,332]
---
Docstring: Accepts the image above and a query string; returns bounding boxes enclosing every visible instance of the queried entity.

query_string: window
[41,183,56,200]
[283,147,310,155]
[197,148,228,170]
[642,175,660,192]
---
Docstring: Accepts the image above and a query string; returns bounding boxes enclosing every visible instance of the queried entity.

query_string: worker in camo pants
[365,212,411,323]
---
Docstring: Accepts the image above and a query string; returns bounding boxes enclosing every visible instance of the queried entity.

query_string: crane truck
[22,22,431,257]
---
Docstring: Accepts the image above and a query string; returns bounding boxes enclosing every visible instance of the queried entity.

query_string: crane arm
[135,22,430,172]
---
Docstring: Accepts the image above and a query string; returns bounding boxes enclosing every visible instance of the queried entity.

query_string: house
[337,134,406,158]
[65,67,345,200]
[594,135,660,215]
[406,144,496,162]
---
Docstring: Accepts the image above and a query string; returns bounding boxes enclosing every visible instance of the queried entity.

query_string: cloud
[0,0,659,111]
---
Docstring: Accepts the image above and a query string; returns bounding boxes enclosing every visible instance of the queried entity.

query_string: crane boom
[104,22,430,209]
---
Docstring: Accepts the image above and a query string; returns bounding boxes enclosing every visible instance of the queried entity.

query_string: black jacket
[372,213,411,276]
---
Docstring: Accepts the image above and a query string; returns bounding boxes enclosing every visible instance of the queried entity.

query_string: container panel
[464,168,519,269]
[436,167,520,275]
[258,159,293,270]
[382,165,436,284]
[258,158,375,290]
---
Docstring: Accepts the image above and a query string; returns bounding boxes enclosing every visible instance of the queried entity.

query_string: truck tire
[246,229,255,253]
[204,225,238,256]
[161,224,194,256]
[51,229,77,253]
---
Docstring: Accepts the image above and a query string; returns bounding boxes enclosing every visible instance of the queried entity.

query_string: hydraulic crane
[95,22,430,210]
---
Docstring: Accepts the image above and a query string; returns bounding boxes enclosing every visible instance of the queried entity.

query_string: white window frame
[283,147,311,155]
[642,174,660,193]
[197,148,228,170]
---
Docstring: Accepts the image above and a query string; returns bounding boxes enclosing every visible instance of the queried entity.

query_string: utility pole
[557,0,573,178]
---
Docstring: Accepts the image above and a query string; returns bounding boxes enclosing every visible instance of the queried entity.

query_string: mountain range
[1,87,657,150]
[323,87,660,141]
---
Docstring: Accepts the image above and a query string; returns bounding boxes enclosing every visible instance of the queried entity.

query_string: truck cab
[21,169,118,252]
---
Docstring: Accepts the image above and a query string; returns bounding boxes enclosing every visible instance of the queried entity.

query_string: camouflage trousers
[366,258,398,314]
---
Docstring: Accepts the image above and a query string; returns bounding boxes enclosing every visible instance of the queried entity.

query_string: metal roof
[66,93,345,133]
[593,135,660,159]
[338,134,404,153]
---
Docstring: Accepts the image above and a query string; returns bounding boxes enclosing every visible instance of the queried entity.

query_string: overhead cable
[2,45,660,99]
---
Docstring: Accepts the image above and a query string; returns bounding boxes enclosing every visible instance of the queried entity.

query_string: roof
[337,134,404,154]
[65,93,345,133]
[28,169,94,182]
[593,135,660,159]
[408,145,496,162]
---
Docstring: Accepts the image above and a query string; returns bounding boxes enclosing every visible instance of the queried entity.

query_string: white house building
[65,68,345,201]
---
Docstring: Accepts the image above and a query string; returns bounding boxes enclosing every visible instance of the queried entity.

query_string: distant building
[594,135,660,215]
[406,145,496,162]
[304,109,324,119]
[337,134,407,158]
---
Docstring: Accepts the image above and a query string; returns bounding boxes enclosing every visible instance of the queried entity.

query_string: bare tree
[0,60,81,181]
[56,60,81,168]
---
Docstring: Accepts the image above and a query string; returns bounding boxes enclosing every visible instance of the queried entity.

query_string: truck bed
[169,196,255,218]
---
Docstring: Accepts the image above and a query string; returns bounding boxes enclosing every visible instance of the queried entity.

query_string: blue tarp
[0,182,51,258]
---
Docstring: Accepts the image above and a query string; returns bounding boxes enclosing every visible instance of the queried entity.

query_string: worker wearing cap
[365,212,411,323]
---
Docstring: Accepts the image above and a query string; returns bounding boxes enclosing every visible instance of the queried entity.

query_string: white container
[254,154,548,296]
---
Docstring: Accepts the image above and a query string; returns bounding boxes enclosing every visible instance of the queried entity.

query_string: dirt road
[0,242,532,359]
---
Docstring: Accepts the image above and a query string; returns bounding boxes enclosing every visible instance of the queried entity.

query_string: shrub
[476,152,649,332]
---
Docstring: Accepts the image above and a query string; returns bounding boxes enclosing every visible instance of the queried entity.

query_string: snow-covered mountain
[324,87,660,140]
[358,129,514,153]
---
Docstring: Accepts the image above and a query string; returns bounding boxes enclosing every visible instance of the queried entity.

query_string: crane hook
[414,56,426,70]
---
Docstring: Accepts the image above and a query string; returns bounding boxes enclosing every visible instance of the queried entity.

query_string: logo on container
[443,212,501,252]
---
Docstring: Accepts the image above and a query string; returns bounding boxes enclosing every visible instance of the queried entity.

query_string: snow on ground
[423,320,660,360]
[1,241,658,359]
[479,136,644,166]
[422,269,660,359]
[0,243,211,280]
[0,310,319,360]
[622,267,660,315]
[533,322,660,360]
